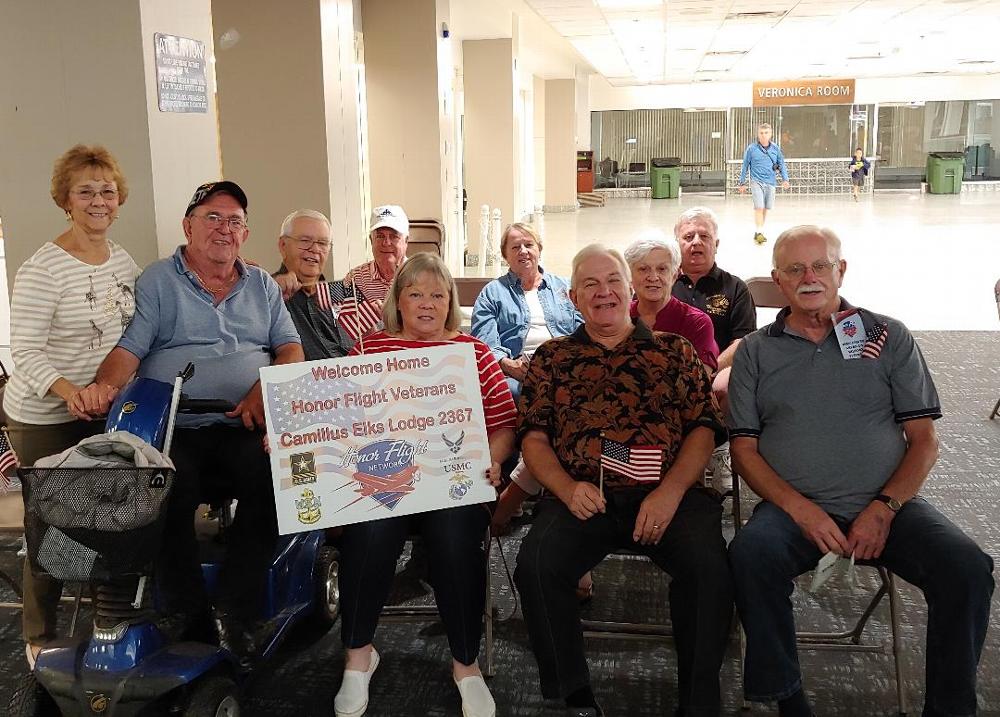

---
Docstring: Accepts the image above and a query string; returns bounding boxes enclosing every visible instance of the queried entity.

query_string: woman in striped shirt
[335,253,515,717]
[3,145,139,667]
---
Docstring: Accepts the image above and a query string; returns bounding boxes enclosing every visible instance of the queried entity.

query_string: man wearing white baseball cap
[344,204,409,304]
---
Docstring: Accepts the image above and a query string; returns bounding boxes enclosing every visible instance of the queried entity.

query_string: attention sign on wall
[154,33,208,114]
[752,79,856,107]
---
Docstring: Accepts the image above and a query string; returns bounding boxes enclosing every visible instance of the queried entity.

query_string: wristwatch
[873,494,903,513]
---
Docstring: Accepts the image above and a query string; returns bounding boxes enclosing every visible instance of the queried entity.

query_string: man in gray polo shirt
[727,225,994,717]
[75,181,304,665]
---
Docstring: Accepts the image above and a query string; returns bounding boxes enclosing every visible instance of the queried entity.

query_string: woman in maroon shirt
[334,253,515,717]
[625,231,719,372]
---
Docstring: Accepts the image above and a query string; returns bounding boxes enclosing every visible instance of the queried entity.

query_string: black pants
[158,425,278,621]
[339,503,491,665]
[515,488,733,716]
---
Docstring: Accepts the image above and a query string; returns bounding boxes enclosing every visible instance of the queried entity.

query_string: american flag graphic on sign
[315,281,382,341]
[267,372,366,433]
[600,437,663,483]
[0,428,19,493]
[861,322,889,360]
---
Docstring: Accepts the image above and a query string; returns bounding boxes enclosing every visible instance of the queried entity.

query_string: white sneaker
[334,648,380,717]
[455,674,496,717]
[710,447,733,495]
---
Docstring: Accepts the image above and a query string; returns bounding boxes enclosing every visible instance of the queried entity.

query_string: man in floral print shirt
[513,244,732,717]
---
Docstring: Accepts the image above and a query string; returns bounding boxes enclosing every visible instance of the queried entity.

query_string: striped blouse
[349,332,517,433]
[4,241,139,425]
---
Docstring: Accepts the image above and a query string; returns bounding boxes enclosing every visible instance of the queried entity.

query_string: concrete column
[463,39,516,266]
[212,0,369,276]
[544,79,578,212]
[575,66,592,151]
[0,0,221,282]
[533,76,547,212]
[361,0,458,269]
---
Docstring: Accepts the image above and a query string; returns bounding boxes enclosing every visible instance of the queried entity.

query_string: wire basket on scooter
[22,467,174,582]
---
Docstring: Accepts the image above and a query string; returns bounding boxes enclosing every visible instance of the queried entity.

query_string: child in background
[849,148,871,202]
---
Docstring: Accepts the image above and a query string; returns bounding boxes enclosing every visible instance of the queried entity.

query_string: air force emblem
[442,430,465,455]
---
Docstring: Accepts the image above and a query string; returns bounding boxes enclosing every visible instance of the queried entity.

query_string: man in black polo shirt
[672,207,756,390]
[274,209,355,360]
[672,207,755,489]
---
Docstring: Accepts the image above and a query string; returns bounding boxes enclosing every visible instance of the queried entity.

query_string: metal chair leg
[884,569,909,715]
[990,396,1000,420]
[483,528,495,678]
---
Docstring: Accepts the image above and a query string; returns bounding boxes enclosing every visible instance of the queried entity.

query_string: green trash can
[926,152,965,194]
[650,158,681,199]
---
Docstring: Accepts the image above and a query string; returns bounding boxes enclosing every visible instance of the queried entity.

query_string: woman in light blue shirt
[471,223,581,403]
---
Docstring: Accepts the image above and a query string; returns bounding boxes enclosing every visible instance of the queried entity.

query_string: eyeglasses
[287,236,332,251]
[780,260,838,279]
[372,230,402,244]
[73,188,119,202]
[195,212,248,231]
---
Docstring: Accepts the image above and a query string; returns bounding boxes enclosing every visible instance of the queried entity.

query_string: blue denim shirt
[471,267,582,362]
[118,246,301,427]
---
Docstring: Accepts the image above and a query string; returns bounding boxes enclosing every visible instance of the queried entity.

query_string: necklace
[192,267,236,293]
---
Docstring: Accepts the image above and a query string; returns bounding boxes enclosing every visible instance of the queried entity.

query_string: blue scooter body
[32,376,329,715]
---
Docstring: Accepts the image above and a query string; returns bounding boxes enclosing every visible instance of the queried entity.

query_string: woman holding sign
[335,253,515,717]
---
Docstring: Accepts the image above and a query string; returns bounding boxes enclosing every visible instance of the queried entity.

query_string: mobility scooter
[9,364,340,716]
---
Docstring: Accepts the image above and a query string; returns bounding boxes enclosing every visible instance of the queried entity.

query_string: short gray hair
[758,122,772,131]
[772,225,842,268]
[280,209,331,238]
[383,252,462,334]
[673,206,719,240]
[624,230,681,276]
[570,243,631,290]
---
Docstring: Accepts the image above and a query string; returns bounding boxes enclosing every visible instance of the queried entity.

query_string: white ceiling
[524,0,1000,86]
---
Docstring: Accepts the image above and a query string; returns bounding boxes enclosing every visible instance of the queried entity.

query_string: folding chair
[580,549,673,641]
[0,491,25,610]
[380,526,497,677]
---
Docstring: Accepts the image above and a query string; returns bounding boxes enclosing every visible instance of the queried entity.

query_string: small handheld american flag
[0,428,19,494]
[315,281,382,342]
[600,436,663,484]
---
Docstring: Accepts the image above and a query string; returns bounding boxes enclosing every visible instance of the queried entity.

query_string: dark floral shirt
[517,320,725,491]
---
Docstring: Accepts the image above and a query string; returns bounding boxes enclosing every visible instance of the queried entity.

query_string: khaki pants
[7,417,103,644]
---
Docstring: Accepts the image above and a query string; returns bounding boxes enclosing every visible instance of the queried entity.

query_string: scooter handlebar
[178,398,237,414]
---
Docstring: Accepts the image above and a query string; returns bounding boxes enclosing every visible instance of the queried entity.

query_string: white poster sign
[260,344,493,534]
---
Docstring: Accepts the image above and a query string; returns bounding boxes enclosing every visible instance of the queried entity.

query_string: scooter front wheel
[185,675,240,717]
[8,672,59,717]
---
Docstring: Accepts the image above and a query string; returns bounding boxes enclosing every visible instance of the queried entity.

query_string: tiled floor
[487,191,1000,332]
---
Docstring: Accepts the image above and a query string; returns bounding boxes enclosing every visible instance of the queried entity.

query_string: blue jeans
[730,499,994,716]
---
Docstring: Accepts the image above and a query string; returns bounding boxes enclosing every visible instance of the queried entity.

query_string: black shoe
[565,706,604,717]
[213,610,262,671]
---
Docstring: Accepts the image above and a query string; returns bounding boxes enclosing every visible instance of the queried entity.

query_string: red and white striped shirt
[343,260,400,303]
[350,332,517,434]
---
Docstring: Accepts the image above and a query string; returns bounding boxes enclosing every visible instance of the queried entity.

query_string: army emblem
[291,451,318,485]
[295,488,322,524]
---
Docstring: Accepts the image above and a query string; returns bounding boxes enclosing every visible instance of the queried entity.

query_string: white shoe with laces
[334,648,380,717]
[710,446,733,495]
[455,674,496,717]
